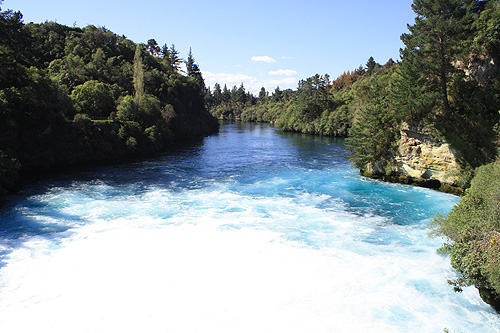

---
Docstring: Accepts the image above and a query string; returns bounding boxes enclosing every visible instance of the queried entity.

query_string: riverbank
[361,170,464,196]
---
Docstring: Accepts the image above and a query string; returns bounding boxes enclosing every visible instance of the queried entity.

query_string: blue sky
[5,0,416,93]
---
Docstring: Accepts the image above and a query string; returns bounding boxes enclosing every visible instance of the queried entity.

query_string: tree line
[0,2,218,195]
[207,59,394,137]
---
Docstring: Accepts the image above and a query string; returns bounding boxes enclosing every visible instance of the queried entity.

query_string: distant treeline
[207,0,500,310]
[0,4,218,194]
[205,63,378,138]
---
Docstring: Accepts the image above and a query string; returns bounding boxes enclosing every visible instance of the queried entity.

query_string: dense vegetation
[431,162,500,309]
[207,60,395,138]
[207,0,500,309]
[0,3,218,195]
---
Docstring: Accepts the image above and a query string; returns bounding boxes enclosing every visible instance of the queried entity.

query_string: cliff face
[394,122,459,184]
[365,122,460,188]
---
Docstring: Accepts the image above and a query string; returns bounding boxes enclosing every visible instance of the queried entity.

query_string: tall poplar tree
[133,45,144,104]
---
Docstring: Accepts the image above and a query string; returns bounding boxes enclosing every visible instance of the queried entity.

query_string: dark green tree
[146,39,160,57]
[345,103,398,171]
[222,84,230,102]
[168,44,182,71]
[258,87,268,101]
[401,0,476,116]
[366,56,377,76]
[0,4,30,88]
[394,0,500,168]
[213,83,222,104]
[185,48,195,76]
[272,86,282,102]
[185,48,204,89]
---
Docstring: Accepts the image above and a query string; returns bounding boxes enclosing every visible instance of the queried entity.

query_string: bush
[125,136,137,151]
[116,95,136,121]
[70,80,117,118]
[430,162,500,309]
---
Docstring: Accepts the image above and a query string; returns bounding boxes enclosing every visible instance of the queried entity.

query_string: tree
[213,83,222,104]
[234,83,246,104]
[185,48,205,88]
[0,5,30,88]
[258,87,268,101]
[366,56,377,76]
[146,38,160,57]
[185,48,195,76]
[345,104,397,170]
[133,44,145,104]
[392,0,500,168]
[272,86,282,102]
[70,80,116,118]
[222,84,230,102]
[400,0,476,116]
[168,44,182,71]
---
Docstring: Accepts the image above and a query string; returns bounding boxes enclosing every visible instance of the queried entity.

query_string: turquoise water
[0,122,498,332]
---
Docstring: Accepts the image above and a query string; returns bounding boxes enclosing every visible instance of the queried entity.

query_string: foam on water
[0,123,499,332]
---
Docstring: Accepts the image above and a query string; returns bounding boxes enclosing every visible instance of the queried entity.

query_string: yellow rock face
[394,122,459,184]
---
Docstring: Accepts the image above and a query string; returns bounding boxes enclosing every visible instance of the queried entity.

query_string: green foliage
[366,56,377,76]
[70,80,117,118]
[208,62,396,141]
[345,105,398,170]
[473,1,500,57]
[430,162,500,308]
[116,95,136,121]
[0,4,218,194]
[125,136,137,151]
[133,45,145,103]
[395,0,500,169]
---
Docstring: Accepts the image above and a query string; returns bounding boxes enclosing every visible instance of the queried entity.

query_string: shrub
[430,162,500,309]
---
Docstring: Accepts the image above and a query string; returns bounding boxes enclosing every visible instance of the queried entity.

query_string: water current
[0,122,499,332]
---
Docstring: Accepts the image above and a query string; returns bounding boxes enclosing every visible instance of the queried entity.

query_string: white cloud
[251,56,276,64]
[268,69,298,77]
[203,71,257,87]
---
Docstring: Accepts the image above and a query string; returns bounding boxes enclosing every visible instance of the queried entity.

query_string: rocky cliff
[395,122,459,183]
[365,122,461,192]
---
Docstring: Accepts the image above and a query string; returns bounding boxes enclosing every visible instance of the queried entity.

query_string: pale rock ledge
[394,122,459,185]
[365,122,460,187]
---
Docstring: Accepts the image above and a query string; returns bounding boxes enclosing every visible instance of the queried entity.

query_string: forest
[0,2,218,195]
[206,0,500,309]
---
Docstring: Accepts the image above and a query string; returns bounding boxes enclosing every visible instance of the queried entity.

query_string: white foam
[0,186,499,332]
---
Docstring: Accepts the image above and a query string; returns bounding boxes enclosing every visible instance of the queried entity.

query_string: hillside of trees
[207,0,500,309]
[0,3,219,195]
[206,60,395,138]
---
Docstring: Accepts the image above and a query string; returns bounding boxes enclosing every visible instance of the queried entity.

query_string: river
[0,122,498,332]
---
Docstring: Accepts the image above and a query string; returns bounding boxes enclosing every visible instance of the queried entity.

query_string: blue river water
[0,122,499,332]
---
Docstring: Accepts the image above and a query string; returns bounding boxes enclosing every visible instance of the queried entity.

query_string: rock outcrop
[365,122,461,192]
[394,122,459,184]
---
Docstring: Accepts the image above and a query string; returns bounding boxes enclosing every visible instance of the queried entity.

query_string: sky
[5,0,417,94]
